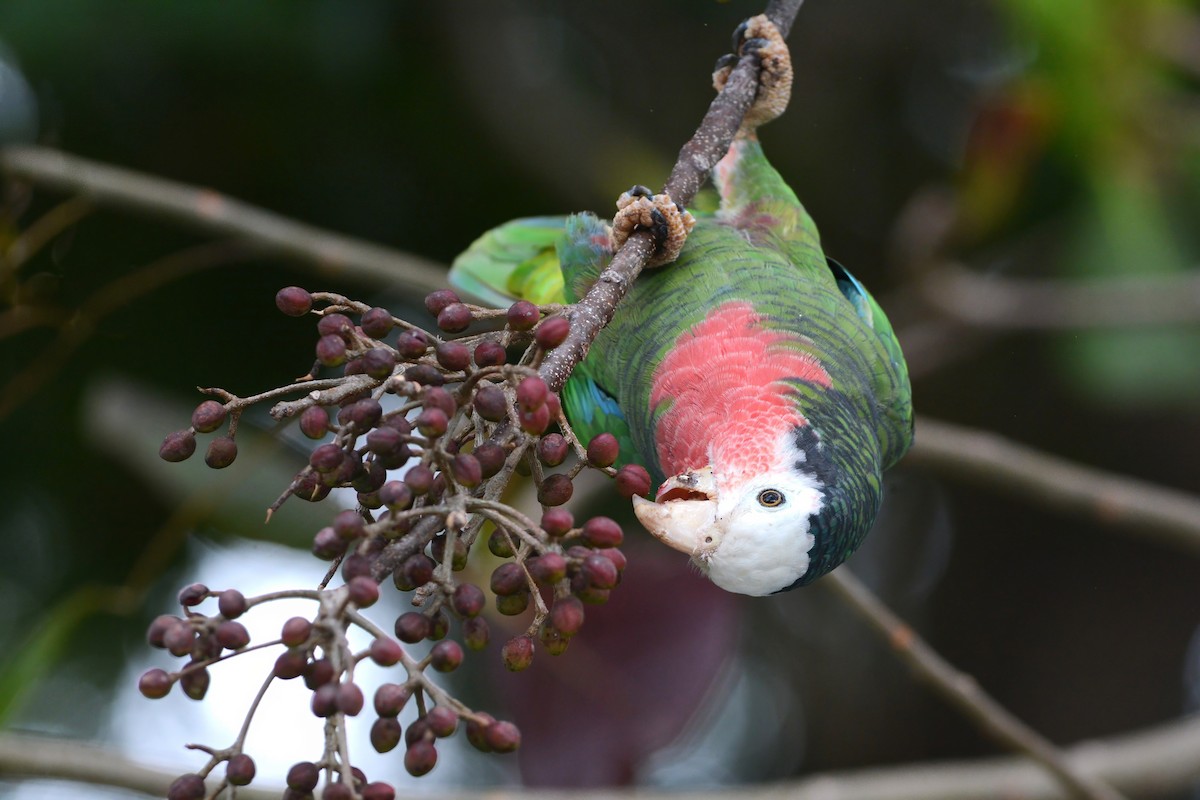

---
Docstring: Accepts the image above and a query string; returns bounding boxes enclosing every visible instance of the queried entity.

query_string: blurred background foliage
[0,0,1198,796]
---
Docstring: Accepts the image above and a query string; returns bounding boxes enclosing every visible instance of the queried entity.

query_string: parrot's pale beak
[632,466,721,556]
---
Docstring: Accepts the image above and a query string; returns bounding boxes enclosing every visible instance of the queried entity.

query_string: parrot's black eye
[757,489,785,507]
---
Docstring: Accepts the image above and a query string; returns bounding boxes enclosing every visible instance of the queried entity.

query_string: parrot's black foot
[610,187,695,268]
[712,14,792,133]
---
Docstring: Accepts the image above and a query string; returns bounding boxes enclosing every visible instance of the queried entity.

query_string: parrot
[448,16,913,596]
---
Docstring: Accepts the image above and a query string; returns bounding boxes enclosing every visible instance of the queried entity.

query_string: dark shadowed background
[1,1,1198,797]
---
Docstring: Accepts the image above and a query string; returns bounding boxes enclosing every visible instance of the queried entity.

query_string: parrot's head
[633,423,866,596]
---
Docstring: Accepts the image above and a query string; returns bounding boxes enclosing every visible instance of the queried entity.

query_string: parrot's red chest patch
[649,301,831,485]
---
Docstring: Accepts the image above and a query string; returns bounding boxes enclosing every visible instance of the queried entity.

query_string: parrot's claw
[712,14,792,134]
[610,187,695,268]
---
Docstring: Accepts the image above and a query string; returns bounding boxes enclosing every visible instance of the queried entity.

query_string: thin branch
[4,710,1200,800]
[907,416,1200,555]
[539,0,804,393]
[918,262,1200,330]
[824,569,1126,800]
[0,144,448,293]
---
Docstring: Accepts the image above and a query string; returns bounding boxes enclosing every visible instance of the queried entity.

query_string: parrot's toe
[711,14,792,132]
[610,188,695,268]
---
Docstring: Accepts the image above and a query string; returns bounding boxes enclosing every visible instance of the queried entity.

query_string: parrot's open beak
[632,466,721,556]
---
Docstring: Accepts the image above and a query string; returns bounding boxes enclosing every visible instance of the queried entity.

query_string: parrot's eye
[757,489,785,507]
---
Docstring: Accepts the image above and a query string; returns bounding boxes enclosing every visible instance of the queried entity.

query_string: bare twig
[0,145,448,293]
[824,569,1127,800]
[918,262,1200,330]
[907,416,1200,554]
[4,711,1200,800]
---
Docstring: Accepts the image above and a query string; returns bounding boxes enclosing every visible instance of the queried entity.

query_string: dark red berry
[451,453,482,487]
[310,443,344,473]
[583,554,620,589]
[473,442,506,478]
[537,433,569,466]
[615,463,652,498]
[204,436,238,469]
[147,615,180,648]
[404,740,438,777]
[312,526,345,560]
[311,683,339,717]
[371,717,402,753]
[436,303,472,333]
[275,286,312,317]
[341,553,372,582]
[216,588,247,619]
[138,668,172,699]
[167,773,206,800]
[177,582,208,607]
[374,683,411,717]
[317,313,354,338]
[281,617,312,647]
[316,333,348,367]
[191,400,227,433]
[518,404,550,435]
[598,547,627,573]
[404,464,435,494]
[534,316,569,349]
[395,329,430,359]
[473,339,506,367]
[546,392,561,419]
[414,408,448,438]
[435,341,471,371]
[362,782,395,800]
[338,682,365,716]
[287,761,320,792]
[216,620,250,650]
[586,433,620,467]
[348,575,380,607]
[489,562,525,596]
[430,640,463,672]
[582,516,624,548]
[501,635,534,671]
[163,621,195,657]
[226,754,256,786]
[159,430,196,462]
[506,300,540,331]
[537,473,574,506]
[395,611,431,643]
[369,637,403,667]
[424,289,460,316]
[406,363,446,385]
[402,554,436,587]
[527,552,568,586]
[303,658,335,689]
[361,307,395,338]
[273,650,307,680]
[462,617,490,650]
[379,480,414,511]
[426,706,458,737]
[451,583,486,618]
[180,665,210,700]
[486,720,522,753]
[466,713,496,752]
[516,376,548,411]
[541,508,574,536]
[299,405,330,439]
[362,347,397,379]
[345,398,383,430]
[550,595,585,635]
[473,385,508,421]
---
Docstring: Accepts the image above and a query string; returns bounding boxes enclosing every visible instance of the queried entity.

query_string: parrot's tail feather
[449,216,568,308]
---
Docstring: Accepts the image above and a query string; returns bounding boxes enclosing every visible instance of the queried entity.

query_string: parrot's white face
[634,441,824,596]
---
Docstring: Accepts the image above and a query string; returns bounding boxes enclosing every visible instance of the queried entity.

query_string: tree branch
[4,710,1199,800]
[907,416,1200,555]
[0,145,448,294]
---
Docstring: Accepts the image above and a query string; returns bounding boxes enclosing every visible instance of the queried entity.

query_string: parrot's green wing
[449,216,567,307]
[449,215,640,468]
[826,257,913,470]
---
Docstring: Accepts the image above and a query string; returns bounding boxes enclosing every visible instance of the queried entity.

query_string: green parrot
[450,16,913,596]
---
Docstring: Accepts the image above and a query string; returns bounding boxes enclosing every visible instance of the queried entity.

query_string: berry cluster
[150,286,653,797]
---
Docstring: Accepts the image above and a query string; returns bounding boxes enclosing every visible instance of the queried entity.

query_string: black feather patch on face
[791,424,838,486]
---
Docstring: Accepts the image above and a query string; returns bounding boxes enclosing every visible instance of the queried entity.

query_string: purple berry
[537,433,569,466]
[298,405,330,439]
[191,400,227,433]
[215,620,250,650]
[374,683,411,717]
[281,617,312,647]
[286,761,320,792]
[430,640,463,672]
[177,582,209,607]
[501,635,534,672]
[138,668,172,699]
[537,473,574,506]
[225,753,256,786]
[426,706,458,737]
[395,329,430,359]
[316,333,348,367]
[586,432,620,467]
[582,516,624,548]
[549,595,585,635]
[435,341,471,371]
[362,347,397,379]
[472,385,508,421]
[338,682,365,716]
[615,463,652,498]
[361,307,395,338]
[540,508,574,536]
[506,300,539,331]
[515,376,548,411]
[159,430,196,462]
[452,583,486,618]
[204,436,238,469]
[485,720,522,753]
[395,612,431,643]
[473,339,507,367]
[534,316,569,349]
[348,575,380,607]
[436,303,472,333]
[527,552,568,586]
[275,286,312,317]
[462,617,490,650]
[424,289,460,316]
[404,740,438,777]
[371,716,403,753]
[167,773,206,800]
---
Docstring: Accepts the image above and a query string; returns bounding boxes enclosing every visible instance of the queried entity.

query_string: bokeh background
[1,0,1199,797]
